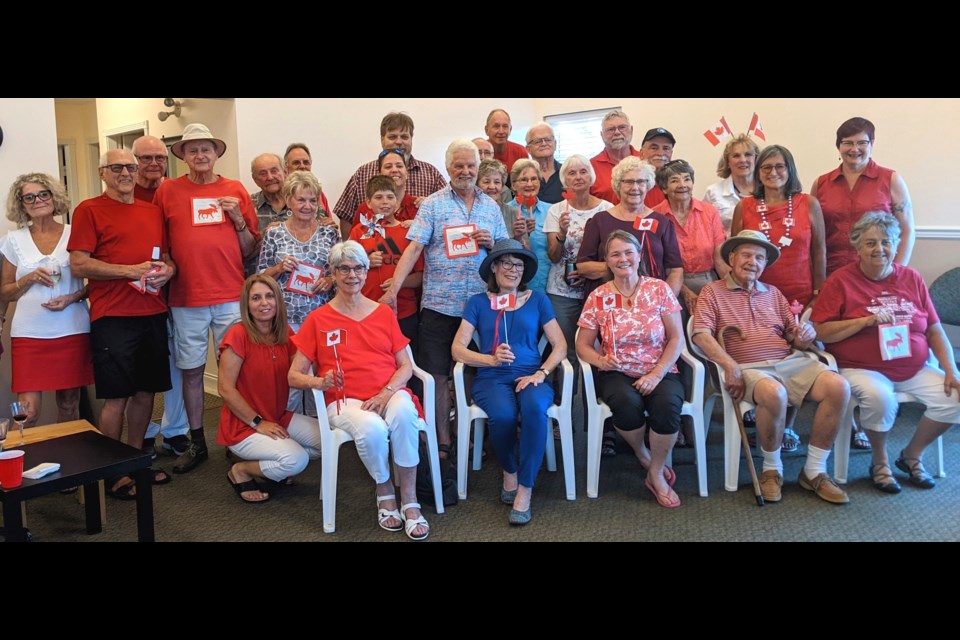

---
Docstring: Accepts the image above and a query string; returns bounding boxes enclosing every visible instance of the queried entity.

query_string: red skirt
[11,334,94,393]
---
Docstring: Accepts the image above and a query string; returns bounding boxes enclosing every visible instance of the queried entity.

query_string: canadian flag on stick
[596,292,623,311]
[491,293,516,310]
[326,330,342,347]
[634,217,659,233]
[749,112,766,141]
[703,117,733,147]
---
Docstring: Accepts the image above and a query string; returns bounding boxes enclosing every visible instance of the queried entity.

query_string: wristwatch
[539,368,550,377]
[250,415,264,428]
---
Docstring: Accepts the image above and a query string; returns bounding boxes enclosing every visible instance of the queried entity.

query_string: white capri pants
[842,365,960,433]
[327,391,423,484]
[227,413,322,481]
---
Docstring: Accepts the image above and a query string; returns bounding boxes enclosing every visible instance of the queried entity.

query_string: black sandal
[227,473,270,504]
[601,435,617,458]
[151,467,172,485]
[870,463,902,494]
[106,476,137,501]
[438,443,452,461]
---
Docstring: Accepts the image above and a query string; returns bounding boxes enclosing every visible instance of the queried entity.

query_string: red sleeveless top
[739,193,814,306]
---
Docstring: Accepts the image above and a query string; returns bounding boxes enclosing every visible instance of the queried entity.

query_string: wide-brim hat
[170,123,227,160]
[720,230,781,267]
[479,238,538,285]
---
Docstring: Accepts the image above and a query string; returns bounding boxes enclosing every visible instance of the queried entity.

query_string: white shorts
[170,302,241,369]
[842,365,960,432]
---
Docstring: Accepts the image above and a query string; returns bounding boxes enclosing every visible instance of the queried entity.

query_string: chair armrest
[408,345,435,431]
[679,346,705,407]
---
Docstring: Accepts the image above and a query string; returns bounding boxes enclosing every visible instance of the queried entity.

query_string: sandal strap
[376,493,397,505]
[870,463,895,481]
[401,502,422,513]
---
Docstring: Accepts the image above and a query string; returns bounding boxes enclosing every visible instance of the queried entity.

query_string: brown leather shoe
[759,470,782,503]
[798,470,849,504]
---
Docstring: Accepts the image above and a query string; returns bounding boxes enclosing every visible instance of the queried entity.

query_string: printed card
[878,322,911,361]
[285,262,324,297]
[192,198,224,226]
[443,224,479,259]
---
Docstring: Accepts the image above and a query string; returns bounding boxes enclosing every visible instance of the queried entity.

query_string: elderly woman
[506,158,551,292]
[478,158,519,232]
[811,117,916,278]
[217,275,322,503]
[0,173,92,427]
[258,171,340,332]
[451,239,567,525]
[652,160,728,314]
[811,213,959,493]
[732,144,826,309]
[349,176,423,346]
[289,241,429,540]
[577,157,683,301]
[703,134,760,233]
[576,231,685,508]
[354,148,420,225]
[542,155,613,380]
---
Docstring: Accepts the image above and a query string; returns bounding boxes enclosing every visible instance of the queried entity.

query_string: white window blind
[545,107,619,163]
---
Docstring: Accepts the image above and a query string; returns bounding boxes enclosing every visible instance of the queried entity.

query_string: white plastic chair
[453,333,575,501]
[313,346,444,534]
[813,348,946,484]
[576,327,708,498]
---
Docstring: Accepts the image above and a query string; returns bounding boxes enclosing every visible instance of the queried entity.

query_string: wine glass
[0,419,8,452]
[10,402,28,445]
[40,257,61,302]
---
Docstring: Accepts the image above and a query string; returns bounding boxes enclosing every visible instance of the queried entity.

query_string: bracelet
[15,278,21,291]
[384,385,397,393]
[538,368,550,377]
[235,220,248,233]
[557,234,566,243]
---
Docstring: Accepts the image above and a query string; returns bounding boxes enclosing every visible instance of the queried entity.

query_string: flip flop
[644,478,681,509]
[227,473,270,504]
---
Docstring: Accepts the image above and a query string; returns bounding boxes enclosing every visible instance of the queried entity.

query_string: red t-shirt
[492,140,529,173]
[590,146,642,204]
[811,263,938,382]
[645,186,666,209]
[348,223,423,320]
[354,193,419,225]
[293,303,409,403]
[67,194,169,322]
[216,323,297,447]
[739,194,815,306]
[134,183,159,203]
[154,176,260,307]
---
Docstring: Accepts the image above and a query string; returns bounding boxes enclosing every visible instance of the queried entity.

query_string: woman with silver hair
[0,173,92,428]
[811,213,960,493]
[506,158,551,292]
[289,240,430,540]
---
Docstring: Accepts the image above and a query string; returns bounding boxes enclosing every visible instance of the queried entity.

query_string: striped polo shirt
[693,275,798,365]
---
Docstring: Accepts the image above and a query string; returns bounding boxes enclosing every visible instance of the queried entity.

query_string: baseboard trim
[204,372,220,397]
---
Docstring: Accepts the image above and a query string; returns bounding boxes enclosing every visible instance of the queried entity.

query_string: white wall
[235,98,536,203]
[54,100,99,205]
[0,98,62,421]
[535,97,960,284]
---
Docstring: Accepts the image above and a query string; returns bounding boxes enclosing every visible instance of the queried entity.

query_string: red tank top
[740,193,814,306]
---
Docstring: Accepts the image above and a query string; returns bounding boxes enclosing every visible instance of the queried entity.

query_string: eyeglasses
[334,265,367,276]
[759,164,787,174]
[18,190,52,204]
[496,261,525,272]
[620,179,650,187]
[102,164,138,174]
[839,140,871,149]
[136,154,168,164]
[603,124,630,134]
[514,176,540,184]
[527,137,555,146]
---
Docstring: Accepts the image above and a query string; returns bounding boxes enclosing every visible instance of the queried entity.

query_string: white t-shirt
[542,199,613,299]
[702,177,741,234]
[0,225,90,338]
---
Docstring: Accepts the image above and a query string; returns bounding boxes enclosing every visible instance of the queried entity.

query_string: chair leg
[321,445,341,534]
[723,400,742,492]
[457,416,470,500]
[423,423,445,514]
[472,418,485,471]
[935,435,946,478]
[586,409,603,499]
[833,403,855,484]
[545,419,557,472]
[691,410,708,497]
[559,417,576,500]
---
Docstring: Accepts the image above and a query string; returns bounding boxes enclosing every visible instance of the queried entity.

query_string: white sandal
[377,494,403,532]
[402,502,430,541]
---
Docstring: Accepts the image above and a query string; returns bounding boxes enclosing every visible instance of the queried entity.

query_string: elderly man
[282,142,336,223]
[154,123,260,474]
[132,135,169,203]
[639,127,676,208]
[525,122,562,204]
[693,230,851,504]
[245,153,290,276]
[473,137,495,161]
[485,109,528,174]
[334,113,447,238]
[380,140,509,460]
[130,135,191,458]
[590,110,642,205]
[69,149,177,498]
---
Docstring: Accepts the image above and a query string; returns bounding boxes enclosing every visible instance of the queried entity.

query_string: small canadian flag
[597,293,623,311]
[326,330,341,347]
[634,217,659,233]
[749,112,766,141]
[492,293,516,310]
[703,117,733,147]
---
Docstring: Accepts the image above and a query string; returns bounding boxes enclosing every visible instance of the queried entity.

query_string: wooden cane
[718,324,765,507]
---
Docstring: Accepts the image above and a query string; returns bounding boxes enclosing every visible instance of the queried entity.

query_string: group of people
[1,107,956,538]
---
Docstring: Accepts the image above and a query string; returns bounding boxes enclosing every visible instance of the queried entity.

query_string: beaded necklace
[756,193,795,248]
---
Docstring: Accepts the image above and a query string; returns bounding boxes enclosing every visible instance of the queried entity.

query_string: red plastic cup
[0,450,25,488]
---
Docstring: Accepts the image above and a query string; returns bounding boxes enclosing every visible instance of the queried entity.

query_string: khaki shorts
[741,351,832,408]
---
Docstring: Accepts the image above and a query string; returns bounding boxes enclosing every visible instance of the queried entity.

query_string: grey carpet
[10,394,960,542]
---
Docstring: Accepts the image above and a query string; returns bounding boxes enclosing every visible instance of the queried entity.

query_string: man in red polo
[590,110,642,204]
[485,109,529,174]
[693,230,851,505]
